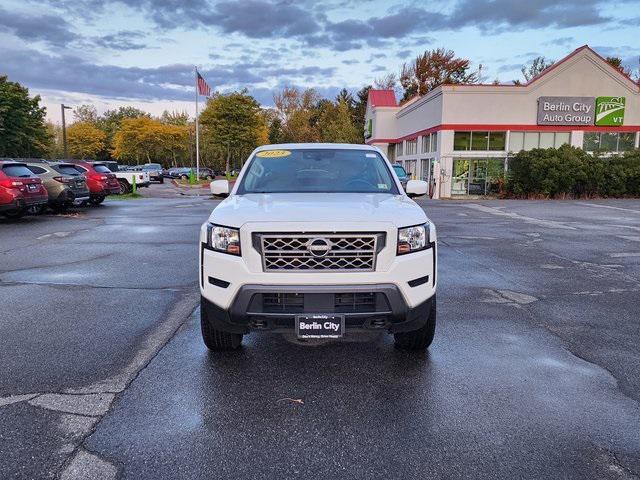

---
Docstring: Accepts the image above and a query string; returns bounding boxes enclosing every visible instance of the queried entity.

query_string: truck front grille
[256,233,384,272]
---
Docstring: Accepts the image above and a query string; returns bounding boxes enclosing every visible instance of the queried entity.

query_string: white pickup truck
[104,162,150,193]
[199,143,437,351]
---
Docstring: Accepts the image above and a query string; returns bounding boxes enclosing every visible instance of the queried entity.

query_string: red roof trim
[366,123,640,144]
[368,89,397,107]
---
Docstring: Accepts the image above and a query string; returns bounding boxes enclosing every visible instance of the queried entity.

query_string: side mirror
[210,179,230,197]
[405,180,428,198]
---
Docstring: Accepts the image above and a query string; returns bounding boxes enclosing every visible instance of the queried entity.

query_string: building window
[488,132,505,150]
[453,132,471,150]
[421,135,430,153]
[583,132,636,152]
[454,131,506,151]
[406,139,417,155]
[432,132,438,152]
[395,142,403,157]
[509,132,571,152]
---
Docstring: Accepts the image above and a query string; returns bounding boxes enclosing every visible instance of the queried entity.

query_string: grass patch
[108,193,144,200]
[175,178,211,186]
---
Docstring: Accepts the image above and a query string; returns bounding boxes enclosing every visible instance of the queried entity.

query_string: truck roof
[253,143,379,152]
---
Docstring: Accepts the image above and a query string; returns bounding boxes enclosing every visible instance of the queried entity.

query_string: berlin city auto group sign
[537,96,626,126]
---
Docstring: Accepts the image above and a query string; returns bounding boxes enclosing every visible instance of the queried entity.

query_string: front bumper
[201,284,434,335]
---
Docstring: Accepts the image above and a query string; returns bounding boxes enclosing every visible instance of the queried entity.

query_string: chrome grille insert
[257,233,383,272]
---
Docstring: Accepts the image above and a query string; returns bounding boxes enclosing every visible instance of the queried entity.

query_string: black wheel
[118,179,132,194]
[3,208,26,219]
[159,177,164,184]
[50,203,67,214]
[394,296,436,351]
[201,303,243,351]
[181,174,188,180]
[89,196,105,206]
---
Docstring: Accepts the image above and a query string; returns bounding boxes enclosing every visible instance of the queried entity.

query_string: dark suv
[0,161,48,218]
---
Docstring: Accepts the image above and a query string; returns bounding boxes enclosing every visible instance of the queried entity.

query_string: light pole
[61,104,72,158]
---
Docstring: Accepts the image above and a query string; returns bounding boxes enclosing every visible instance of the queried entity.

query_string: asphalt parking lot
[1,194,639,479]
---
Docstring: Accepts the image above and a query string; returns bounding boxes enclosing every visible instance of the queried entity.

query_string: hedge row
[506,145,640,198]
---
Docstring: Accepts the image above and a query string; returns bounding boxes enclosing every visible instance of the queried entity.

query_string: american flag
[197,71,211,97]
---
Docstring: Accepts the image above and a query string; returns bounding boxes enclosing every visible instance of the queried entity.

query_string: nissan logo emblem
[306,238,332,257]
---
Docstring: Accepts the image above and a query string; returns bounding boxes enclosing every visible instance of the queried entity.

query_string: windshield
[54,165,83,176]
[144,164,161,170]
[237,149,399,194]
[2,164,35,178]
[393,165,407,177]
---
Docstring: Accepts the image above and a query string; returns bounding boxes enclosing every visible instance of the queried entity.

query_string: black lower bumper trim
[201,284,434,335]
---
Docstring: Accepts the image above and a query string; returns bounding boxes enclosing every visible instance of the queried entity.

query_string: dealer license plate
[295,314,344,339]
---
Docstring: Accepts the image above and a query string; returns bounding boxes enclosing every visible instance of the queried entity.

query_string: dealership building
[364,46,640,197]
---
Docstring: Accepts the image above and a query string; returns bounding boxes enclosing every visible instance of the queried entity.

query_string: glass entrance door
[452,158,505,196]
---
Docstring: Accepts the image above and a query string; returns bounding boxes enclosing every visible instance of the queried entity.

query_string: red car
[0,161,48,219]
[72,161,120,205]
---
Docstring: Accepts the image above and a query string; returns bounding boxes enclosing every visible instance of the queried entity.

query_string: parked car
[169,167,216,180]
[168,167,192,179]
[24,160,90,212]
[72,161,120,205]
[0,160,48,219]
[392,164,409,190]
[101,161,150,193]
[141,163,164,183]
[200,144,435,351]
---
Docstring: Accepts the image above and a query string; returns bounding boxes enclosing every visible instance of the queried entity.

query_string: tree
[96,106,150,161]
[605,56,632,77]
[0,75,51,157]
[160,110,189,126]
[521,56,554,82]
[73,105,98,123]
[353,85,372,142]
[199,90,265,173]
[111,117,188,165]
[273,87,321,143]
[399,48,479,101]
[374,73,397,89]
[318,99,361,144]
[66,122,106,159]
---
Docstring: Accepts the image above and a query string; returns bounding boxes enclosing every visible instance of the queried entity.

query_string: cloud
[447,0,610,31]
[0,7,78,47]
[93,30,148,50]
[0,44,342,104]
[543,36,574,47]
[497,63,524,73]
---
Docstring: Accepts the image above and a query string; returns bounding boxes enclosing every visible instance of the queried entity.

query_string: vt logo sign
[595,97,625,126]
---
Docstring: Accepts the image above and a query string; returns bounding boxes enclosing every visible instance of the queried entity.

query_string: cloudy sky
[1,0,639,123]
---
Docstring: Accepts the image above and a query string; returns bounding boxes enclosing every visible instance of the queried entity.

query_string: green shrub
[506,145,640,198]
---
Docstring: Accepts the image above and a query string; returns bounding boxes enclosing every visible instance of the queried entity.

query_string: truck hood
[209,193,428,227]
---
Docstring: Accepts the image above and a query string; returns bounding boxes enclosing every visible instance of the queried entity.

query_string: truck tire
[118,179,132,194]
[394,296,436,351]
[201,305,243,351]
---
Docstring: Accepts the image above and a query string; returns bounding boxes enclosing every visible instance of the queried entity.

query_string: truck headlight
[397,223,429,255]
[207,224,241,256]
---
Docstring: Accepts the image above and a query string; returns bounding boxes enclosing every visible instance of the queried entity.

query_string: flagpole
[195,66,200,184]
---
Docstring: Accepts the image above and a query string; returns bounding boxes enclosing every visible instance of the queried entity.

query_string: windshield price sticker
[256,150,291,158]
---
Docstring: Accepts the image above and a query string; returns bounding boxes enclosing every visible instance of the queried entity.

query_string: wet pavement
[1,192,639,479]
